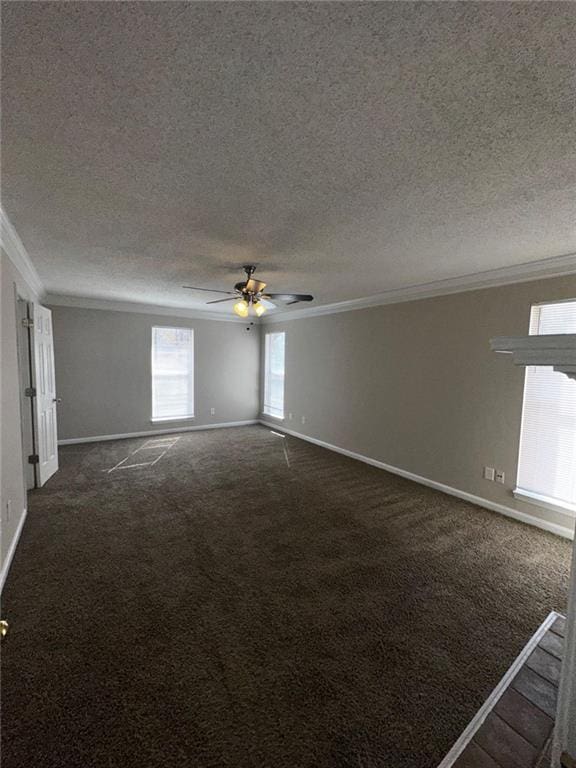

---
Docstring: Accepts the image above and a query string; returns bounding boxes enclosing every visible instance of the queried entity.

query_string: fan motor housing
[235,279,266,296]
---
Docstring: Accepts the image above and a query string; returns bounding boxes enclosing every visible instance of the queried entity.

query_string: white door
[16,298,36,490]
[31,304,59,485]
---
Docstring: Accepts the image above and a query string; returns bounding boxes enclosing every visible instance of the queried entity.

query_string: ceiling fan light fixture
[253,300,266,317]
[184,266,313,315]
[233,298,249,318]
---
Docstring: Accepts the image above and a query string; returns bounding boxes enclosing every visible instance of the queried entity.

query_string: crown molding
[0,206,45,297]
[3,204,574,325]
[45,293,253,323]
[262,252,576,324]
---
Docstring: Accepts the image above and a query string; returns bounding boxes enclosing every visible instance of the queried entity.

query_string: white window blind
[151,327,194,421]
[516,300,576,515]
[263,332,285,419]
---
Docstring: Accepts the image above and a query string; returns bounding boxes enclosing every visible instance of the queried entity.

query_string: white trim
[262,253,576,323]
[0,508,28,592]
[259,421,575,540]
[437,611,561,768]
[45,293,249,323]
[58,420,259,445]
[150,416,196,423]
[1,204,574,323]
[514,488,576,519]
[32,255,576,325]
[0,207,44,297]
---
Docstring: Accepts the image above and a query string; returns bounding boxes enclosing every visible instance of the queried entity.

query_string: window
[263,332,285,419]
[151,327,194,421]
[516,300,576,515]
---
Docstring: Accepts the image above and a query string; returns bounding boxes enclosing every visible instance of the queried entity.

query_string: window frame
[262,331,286,420]
[150,326,195,423]
[514,299,576,518]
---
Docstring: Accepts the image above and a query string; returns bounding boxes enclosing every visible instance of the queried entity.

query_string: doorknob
[53,398,62,404]
[0,620,8,639]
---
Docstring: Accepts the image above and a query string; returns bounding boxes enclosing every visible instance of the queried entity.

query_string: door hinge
[24,387,36,398]
[28,454,39,465]
[21,318,34,328]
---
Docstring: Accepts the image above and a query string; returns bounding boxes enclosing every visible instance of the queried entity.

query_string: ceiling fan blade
[265,293,314,302]
[260,298,277,310]
[206,297,237,304]
[182,286,237,295]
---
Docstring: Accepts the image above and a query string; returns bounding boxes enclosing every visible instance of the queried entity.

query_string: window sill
[262,412,284,421]
[150,416,195,423]
[513,488,576,518]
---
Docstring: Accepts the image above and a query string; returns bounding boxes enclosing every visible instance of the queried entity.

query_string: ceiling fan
[183,265,314,318]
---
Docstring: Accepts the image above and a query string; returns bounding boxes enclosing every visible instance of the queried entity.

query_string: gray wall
[261,274,576,535]
[51,306,260,440]
[1,250,40,575]
[3,270,575,585]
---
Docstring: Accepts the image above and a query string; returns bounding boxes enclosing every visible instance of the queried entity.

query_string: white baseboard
[437,610,561,768]
[259,421,574,541]
[1,507,28,592]
[59,419,259,445]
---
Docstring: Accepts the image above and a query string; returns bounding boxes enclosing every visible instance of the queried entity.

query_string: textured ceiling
[2,1,575,313]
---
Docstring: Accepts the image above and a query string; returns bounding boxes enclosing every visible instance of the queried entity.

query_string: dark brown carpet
[1,426,571,768]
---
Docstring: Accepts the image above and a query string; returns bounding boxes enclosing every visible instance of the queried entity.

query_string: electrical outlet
[301,415,306,424]
[288,413,293,421]
[495,470,505,484]
[210,407,215,416]
[484,466,495,481]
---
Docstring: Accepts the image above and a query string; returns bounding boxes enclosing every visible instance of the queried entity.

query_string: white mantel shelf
[490,334,576,380]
